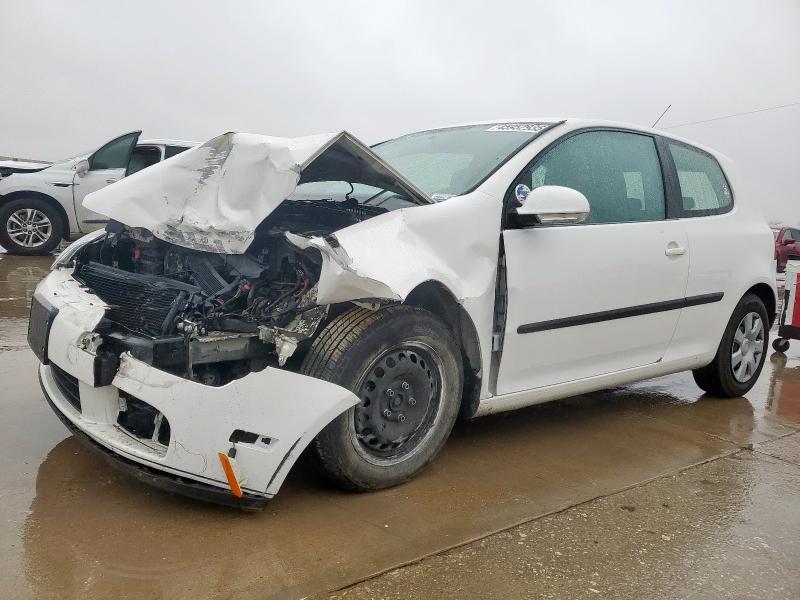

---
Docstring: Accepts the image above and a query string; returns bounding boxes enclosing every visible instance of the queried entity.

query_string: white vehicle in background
[0,132,193,255]
[28,119,776,508]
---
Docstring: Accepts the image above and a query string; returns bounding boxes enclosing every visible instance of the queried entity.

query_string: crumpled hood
[83,130,431,254]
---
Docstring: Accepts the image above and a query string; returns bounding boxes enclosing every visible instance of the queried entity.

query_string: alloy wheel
[731,311,765,383]
[6,208,52,248]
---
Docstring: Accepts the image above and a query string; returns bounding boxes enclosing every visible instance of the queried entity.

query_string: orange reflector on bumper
[218,452,243,498]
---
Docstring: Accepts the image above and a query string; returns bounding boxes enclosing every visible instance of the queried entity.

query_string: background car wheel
[772,338,790,353]
[301,305,463,491]
[0,198,64,255]
[692,293,768,397]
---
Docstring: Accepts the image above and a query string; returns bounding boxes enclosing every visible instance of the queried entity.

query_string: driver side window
[90,133,139,170]
[518,131,666,224]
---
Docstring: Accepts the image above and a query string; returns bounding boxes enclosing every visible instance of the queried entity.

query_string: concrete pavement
[1,254,798,599]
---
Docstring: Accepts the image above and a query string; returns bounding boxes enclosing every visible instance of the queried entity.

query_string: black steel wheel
[352,343,442,463]
[301,305,463,491]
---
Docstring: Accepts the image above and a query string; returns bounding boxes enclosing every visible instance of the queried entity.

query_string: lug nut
[409,398,417,406]
[383,409,392,417]
[398,414,406,422]
[386,388,395,397]
[401,381,410,390]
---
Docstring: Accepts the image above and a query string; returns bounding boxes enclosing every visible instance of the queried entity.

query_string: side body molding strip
[517,292,724,334]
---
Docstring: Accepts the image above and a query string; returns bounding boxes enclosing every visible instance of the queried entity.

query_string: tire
[692,293,769,397]
[0,198,65,255]
[301,305,463,491]
[772,337,790,353]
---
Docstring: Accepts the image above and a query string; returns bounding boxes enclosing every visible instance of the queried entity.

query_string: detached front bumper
[33,268,359,507]
[38,368,269,508]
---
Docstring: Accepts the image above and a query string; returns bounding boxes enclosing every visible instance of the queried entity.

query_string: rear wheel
[0,198,64,255]
[301,305,463,491]
[692,293,768,397]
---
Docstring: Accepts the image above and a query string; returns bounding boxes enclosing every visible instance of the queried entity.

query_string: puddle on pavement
[1,254,798,599]
[0,254,50,351]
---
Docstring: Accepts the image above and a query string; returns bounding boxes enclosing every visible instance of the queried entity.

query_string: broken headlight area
[69,199,390,386]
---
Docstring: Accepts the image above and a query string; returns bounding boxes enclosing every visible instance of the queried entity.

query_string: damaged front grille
[51,364,81,412]
[76,262,200,336]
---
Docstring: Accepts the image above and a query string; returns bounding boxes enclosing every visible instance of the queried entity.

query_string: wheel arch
[745,282,777,327]
[403,280,483,418]
[0,190,70,240]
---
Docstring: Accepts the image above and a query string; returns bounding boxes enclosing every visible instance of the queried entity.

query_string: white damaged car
[29,120,776,507]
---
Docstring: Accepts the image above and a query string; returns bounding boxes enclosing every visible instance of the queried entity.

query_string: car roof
[401,118,729,161]
[137,138,197,147]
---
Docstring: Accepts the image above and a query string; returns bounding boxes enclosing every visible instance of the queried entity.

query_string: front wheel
[692,293,768,397]
[0,198,64,255]
[301,305,463,491]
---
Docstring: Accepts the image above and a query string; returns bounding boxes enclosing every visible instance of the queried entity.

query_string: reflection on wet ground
[0,254,798,599]
[0,254,50,351]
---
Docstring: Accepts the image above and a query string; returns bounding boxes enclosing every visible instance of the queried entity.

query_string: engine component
[70,198,386,383]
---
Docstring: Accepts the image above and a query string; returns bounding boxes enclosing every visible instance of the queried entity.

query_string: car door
[72,131,140,232]
[496,129,690,395]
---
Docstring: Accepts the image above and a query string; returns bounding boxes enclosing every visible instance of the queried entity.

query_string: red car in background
[773,226,800,272]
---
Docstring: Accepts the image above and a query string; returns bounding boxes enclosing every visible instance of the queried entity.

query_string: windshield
[289,123,556,206]
[373,123,556,199]
[288,181,418,210]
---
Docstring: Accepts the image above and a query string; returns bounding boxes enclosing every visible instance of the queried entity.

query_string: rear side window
[165,145,190,159]
[668,143,732,215]
[523,130,665,224]
[127,146,161,175]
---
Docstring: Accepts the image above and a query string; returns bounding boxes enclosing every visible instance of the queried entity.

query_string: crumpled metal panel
[82,131,431,254]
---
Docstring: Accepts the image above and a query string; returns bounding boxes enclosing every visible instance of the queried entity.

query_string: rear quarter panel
[664,155,776,366]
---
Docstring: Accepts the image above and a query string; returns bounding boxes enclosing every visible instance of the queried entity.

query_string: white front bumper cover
[35,268,359,508]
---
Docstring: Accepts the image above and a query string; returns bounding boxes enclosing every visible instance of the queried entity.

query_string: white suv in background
[0,132,194,254]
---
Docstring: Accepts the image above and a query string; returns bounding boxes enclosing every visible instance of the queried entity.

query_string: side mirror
[74,159,90,177]
[783,238,795,246]
[515,185,590,225]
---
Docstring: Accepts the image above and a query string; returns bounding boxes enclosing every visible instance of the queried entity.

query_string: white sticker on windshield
[486,123,553,133]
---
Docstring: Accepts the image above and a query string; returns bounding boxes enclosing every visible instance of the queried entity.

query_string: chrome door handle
[106,178,118,184]
[665,246,687,256]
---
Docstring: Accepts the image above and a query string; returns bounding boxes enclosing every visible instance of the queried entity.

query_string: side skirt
[473,354,711,418]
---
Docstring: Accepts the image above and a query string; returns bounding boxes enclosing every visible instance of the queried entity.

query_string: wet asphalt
[0,253,798,600]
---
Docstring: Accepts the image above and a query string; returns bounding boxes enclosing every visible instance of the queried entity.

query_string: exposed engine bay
[70,199,390,386]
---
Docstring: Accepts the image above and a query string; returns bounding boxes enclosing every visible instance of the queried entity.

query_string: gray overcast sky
[1,0,798,222]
